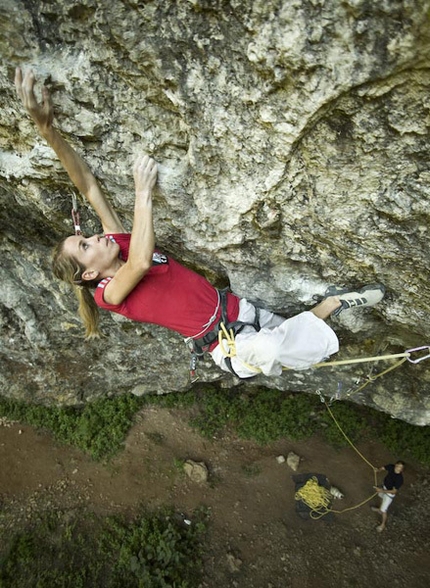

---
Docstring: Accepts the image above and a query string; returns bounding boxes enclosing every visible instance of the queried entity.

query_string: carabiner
[406,346,430,364]
[316,389,326,403]
[71,192,78,213]
[71,193,81,235]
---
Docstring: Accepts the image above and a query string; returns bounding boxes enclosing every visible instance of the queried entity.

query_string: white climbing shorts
[210,298,339,379]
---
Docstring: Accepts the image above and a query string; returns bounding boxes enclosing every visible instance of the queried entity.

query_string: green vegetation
[375,416,430,465]
[0,394,145,460]
[0,384,429,466]
[189,387,318,443]
[0,385,429,586]
[0,507,207,588]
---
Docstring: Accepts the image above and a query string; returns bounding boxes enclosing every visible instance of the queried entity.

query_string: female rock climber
[15,67,385,379]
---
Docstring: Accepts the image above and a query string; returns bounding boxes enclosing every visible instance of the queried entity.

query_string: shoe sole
[330,283,386,317]
[325,283,386,298]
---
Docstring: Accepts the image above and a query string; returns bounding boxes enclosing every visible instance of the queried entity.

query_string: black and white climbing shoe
[319,283,386,317]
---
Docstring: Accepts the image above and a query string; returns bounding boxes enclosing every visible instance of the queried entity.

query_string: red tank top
[94,234,239,346]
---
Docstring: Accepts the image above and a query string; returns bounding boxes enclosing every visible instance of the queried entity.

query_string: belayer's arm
[15,67,124,235]
[103,154,157,305]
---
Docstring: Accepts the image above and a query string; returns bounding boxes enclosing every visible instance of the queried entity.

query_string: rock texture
[0,0,429,424]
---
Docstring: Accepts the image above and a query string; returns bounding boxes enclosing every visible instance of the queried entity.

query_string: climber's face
[62,234,121,281]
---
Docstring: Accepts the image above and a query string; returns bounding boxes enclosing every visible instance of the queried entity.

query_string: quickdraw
[71,192,81,235]
[406,345,430,364]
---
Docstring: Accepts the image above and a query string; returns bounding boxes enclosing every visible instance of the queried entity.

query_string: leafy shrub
[188,386,319,443]
[373,414,430,466]
[0,395,145,460]
[319,401,370,447]
[0,508,207,588]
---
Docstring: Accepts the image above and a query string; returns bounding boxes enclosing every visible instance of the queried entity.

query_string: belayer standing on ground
[372,461,405,532]
[15,67,385,379]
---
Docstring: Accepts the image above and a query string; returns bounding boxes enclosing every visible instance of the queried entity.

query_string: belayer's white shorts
[378,487,396,512]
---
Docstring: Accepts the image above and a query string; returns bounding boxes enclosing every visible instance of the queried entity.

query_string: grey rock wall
[1,0,429,424]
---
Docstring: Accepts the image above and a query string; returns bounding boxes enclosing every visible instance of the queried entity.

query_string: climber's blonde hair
[52,237,101,338]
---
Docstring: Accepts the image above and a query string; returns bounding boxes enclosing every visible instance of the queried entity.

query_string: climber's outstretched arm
[15,67,124,235]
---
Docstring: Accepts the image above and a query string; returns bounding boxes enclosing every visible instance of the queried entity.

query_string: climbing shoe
[317,283,386,317]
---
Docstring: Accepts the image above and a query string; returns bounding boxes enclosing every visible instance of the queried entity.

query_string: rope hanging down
[295,392,379,520]
[215,324,412,518]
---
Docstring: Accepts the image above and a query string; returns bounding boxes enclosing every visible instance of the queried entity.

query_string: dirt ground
[0,406,429,588]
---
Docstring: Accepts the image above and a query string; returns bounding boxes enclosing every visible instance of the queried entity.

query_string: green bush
[319,401,370,447]
[188,387,319,443]
[0,508,207,588]
[1,384,429,467]
[0,395,145,460]
[232,390,318,443]
[373,414,430,466]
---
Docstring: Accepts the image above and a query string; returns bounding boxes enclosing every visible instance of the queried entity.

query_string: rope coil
[295,477,332,517]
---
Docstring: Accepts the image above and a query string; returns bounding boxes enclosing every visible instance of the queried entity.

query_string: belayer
[15,67,385,379]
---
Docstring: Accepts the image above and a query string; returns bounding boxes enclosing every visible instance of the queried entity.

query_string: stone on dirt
[183,459,209,484]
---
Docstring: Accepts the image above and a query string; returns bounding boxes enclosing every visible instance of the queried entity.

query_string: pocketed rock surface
[1,0,430,423]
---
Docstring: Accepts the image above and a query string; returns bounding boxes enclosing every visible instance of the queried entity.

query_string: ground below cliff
[1,406,429,587]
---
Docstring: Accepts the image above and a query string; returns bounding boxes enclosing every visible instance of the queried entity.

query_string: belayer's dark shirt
[384,464,403,492]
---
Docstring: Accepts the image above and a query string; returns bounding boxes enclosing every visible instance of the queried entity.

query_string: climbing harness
[186,292,430,383]
[71,192,81,235]
[217,322,262,375]
[184,288,261,382]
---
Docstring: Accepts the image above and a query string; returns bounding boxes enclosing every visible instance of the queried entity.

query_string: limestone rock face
[1,0,429,424]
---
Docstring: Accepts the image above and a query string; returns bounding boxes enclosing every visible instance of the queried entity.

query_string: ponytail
[52,237,101,338]
[76,285,101,339]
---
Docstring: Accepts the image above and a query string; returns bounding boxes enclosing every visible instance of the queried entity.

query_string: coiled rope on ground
[295,396,378,520]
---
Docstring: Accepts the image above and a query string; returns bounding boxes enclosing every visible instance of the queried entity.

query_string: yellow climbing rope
[217,322,429,397]
[216,325,427,517]
[295,477,332,517]
[218,323,260,373]
[323,398,377,477]
[295,395,379,519]
[218,322,420,372]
